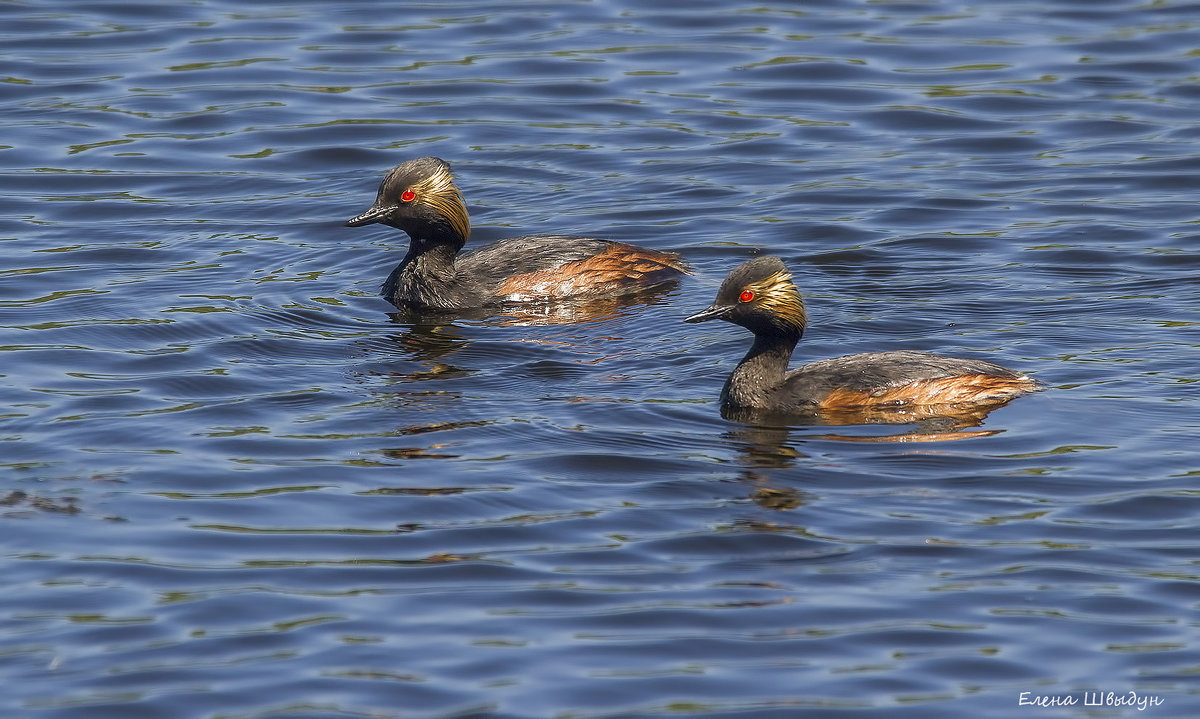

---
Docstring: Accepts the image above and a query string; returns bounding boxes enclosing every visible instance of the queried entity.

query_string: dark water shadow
[720,398,1028,511]
[724,397,1022,444]
[386,280,683,329]
[359,282,685,380]
[378,314,474,364]
[720,424,814,511]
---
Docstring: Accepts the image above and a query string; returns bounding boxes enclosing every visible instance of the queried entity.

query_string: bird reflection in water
[723,424,813,511]
[385,283,680,329]
[724,398,1015,443]
[372,286,675,381]
[724,397,1021,513]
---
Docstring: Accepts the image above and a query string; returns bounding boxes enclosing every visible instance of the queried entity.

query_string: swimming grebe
[346,157,687,310]
[685,256,1040,418]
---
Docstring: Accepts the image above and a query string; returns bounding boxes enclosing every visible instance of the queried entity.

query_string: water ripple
[2,0,1199,717]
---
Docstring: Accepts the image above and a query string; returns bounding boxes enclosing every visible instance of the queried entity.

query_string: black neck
[722,328,802,409]
[382,233,462,307]
[402,232,460,272]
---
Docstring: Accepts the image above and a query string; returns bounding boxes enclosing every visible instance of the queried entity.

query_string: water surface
[2,1,1198,717]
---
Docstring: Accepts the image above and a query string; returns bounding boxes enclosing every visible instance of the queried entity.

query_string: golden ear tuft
[411,163,470,240]
[750,269,806,330]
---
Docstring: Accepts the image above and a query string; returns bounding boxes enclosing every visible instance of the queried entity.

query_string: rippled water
[3,1,1199,717]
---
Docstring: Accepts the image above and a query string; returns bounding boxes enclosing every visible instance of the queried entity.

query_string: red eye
[739,290,754,303]
[400,189,416,203]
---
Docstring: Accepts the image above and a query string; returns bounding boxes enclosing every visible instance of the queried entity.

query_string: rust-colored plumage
[495,242,688,300]
[817,373,1040,410]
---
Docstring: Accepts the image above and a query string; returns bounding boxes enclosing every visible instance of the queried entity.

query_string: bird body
[686,256,1039,418]
[347,157,686,310]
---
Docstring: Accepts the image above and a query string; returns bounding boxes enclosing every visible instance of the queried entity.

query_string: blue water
[2,1,1198,717]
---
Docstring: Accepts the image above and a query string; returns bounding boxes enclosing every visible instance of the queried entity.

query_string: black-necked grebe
[685,256,1040,417]
[345,157,687,310]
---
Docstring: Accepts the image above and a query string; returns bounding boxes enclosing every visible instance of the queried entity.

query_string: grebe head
[345,157,471,245]
[684,255,806,335]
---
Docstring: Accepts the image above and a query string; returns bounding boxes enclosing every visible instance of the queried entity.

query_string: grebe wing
[791,350,1031,393]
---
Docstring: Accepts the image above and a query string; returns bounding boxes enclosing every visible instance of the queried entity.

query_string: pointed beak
[684,303,733,323]
[345,204,393,227]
